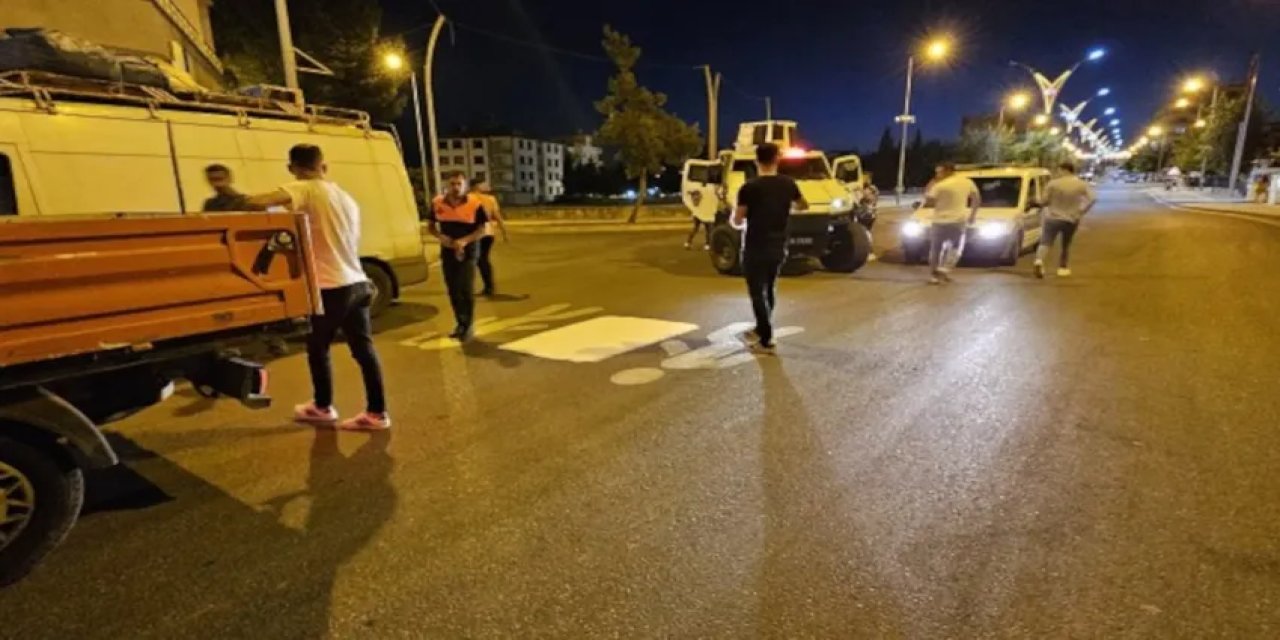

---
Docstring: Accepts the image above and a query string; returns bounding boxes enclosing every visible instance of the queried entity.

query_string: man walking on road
[733,142,807,355]
[428,172,490,340]
[472,176,506,297]
[1034,162,1097,279]
[246,144,391,431]
[924,162,980,284]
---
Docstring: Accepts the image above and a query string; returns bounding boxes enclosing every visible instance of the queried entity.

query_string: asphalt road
[3,186,1279,639]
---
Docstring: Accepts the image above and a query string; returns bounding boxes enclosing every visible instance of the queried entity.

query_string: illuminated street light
[1033,114,1050,126]
[1148,125,1164,137]
[380,48,430,199]
[1009,48,1107,115]
[925,38,952,61]
[1097,87,1111,97]
[1049,126,1062,135]
[1007,92,1032,111]
[382,52,404,71]
[1110,118,1121,126]
[1103,107,1116,116]
[895,34,956,197]
[1175,97,1191,109]
[1088,48,1107,61]
[1183,76,1206,94]
[1195,119,1208,128]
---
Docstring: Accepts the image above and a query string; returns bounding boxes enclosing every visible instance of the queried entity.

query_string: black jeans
[477,236,496,294]
[1040,219,1079,268]
[744,257,784,345]
[686,218,710,245]
[441,247,477,330]
[308,282,386,414]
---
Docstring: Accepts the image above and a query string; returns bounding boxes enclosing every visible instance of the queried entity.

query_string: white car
[900,165,1050,266]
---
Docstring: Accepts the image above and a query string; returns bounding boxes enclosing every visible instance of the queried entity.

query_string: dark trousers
[1039,219,1079,268]
[441,247,477,330]
[928,222,967,274]
[477,236,496,294]
[744,257,784,345]
[686,218,710,245]
[308,282,386,414]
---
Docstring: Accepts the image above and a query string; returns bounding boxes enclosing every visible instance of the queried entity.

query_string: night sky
[382,0,1279,152]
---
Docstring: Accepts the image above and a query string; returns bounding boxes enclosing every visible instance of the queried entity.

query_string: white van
[0,71,427,315]
[900,165,1050,266]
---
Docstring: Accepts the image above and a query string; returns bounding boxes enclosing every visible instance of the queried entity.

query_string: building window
[473,140,483,149]
[474,156,485,165]
[455,156,465,165]
[474,172,487,183]
[0,153,17,215]
[439,141,449,150]
[451,140,463,149]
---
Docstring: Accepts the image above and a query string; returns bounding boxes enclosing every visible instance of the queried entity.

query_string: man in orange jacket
[427,171,491,340]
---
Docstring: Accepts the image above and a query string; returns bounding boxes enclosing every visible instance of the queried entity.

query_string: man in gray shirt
[1035,162,1097,278]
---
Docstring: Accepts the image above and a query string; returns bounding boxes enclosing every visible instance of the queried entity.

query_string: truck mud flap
[188,357,271,410]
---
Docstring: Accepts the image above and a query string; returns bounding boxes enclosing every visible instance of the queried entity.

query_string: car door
[1023,175,1046,245]
[832,155,863,187]
[681,159,723,222]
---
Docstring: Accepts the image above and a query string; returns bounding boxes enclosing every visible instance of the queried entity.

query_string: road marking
[399,304,603,351]
[500,316,698,363]
[609,322,806,385]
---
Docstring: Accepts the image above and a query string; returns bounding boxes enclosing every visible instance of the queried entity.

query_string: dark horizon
[382,0,1279,153]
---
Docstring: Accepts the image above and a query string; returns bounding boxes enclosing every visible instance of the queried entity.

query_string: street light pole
[423,15,446,200]
[408,72,429,201]
[702,65,721,159]
[765,96,772,121]
[274,0,300,90]
[895,55,915,200]
[1228,53,1260,194]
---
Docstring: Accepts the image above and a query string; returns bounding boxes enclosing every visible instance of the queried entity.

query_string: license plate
[789,237,814,246]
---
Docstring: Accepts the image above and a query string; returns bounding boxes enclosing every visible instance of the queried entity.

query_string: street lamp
[1096,87,1111,97]
[1194,118,1208,128]
[994,91,1030,162]
[1148,125,1164,137]
[382,50,429,201]
[1182,76,1207,94]
[1103,107,1116,116]
[1174,97,1191,109]
[1033,113,1050,127]
[1110,118,1121,126]
[895,35,953,199]
[1010,47,1106,115]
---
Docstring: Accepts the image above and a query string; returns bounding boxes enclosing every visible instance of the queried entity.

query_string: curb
[1149,194,1280,228]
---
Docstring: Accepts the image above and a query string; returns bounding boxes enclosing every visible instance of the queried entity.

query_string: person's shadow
[756,361,904,637]
[3,428,396,639]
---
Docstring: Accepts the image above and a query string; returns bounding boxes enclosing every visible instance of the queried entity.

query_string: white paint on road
[500,316,698,363]
[609,322,805,385]
[399,304,603,350]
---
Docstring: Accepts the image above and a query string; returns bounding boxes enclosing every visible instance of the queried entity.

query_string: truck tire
[0,436,85,587]
[709,225,743,275]
[362,261,395,318]
[821,224,872,273]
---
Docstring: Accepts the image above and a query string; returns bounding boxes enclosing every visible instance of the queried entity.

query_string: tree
[211,0,407,122]
[1008,130,1067,167]
[956,127,1013,164]
[594,26,703,222]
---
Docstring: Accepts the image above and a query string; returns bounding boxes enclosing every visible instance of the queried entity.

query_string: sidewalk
[1147,188,1280,220]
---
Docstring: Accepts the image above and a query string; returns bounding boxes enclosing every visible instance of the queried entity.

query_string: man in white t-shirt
[923,162,980,284]
[247,144,390,431]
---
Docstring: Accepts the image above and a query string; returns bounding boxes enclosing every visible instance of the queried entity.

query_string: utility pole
[1228,53,1260,193]
[765,96,772,121]
[273,0,299,90]
[894,56,916,201]
[702,66,721,159]
[423,15,447,200]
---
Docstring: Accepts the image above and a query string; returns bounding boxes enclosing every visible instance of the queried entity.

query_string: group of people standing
[196,151,507,433]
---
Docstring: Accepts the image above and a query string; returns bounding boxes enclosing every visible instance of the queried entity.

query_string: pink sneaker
[294,402,338,425]
[338,412,391,432]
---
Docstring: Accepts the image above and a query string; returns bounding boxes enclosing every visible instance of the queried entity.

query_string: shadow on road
[5,429,396,638]
[757,361,903,637]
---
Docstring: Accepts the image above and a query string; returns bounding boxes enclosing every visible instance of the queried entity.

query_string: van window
[752,125,767,146]
[0,153,17,215]
[972,177,1023,208]
[733,159,758,180]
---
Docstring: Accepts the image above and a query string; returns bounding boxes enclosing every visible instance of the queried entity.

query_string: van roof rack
[0,70,372,132]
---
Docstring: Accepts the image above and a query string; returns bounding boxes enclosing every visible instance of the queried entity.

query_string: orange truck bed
[0,213,319,369]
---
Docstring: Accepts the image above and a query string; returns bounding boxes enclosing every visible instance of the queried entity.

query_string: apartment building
[438,134,565,204]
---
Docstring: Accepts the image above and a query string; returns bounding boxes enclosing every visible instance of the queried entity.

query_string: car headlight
[902,221,925,238]
[977,221,1011,239]
[830,197,846,211]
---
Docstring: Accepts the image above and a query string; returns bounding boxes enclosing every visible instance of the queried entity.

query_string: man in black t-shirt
[732,142,808,354]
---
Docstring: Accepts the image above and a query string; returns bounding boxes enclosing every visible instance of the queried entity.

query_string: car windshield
[778,157,831,181]
[971,177,1023,208]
